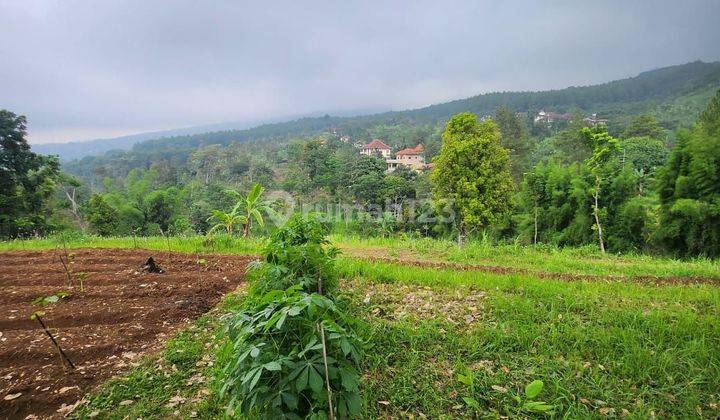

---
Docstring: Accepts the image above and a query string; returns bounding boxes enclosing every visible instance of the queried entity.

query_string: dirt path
[0,249,255,419]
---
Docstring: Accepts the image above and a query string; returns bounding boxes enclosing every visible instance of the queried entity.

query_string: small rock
[119,400,134,406]
[4,392,22,401]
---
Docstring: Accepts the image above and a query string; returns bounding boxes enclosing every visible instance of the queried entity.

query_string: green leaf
[308,365,324,393]
[248,368,263,391]
[296,366,309,392]
[281,392,298,410]
[346,392,362,415]
[462,396,480,409]
[340,369,359,391]
[523,400,554,413]
[524,379,544,399]
[264,361,282,371]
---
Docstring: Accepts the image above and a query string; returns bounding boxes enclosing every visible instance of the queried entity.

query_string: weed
[31,291,72,306]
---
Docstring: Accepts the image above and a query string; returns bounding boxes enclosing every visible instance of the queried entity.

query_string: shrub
[221,214,362,419]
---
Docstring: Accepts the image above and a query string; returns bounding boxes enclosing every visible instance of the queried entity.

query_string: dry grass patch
[340,278,485,326]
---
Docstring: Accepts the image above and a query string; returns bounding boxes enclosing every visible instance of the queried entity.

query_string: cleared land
[1,237,719,418]
[0,249,252,419]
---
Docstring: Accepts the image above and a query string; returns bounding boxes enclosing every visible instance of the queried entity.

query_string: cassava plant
[221,214,363,419]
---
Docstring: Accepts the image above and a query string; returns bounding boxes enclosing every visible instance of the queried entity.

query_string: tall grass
[333,234,720,280]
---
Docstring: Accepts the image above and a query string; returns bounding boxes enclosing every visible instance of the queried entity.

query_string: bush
[221,214,362,418]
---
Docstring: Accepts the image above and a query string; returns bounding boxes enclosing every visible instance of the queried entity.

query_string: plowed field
[0,249,253,419]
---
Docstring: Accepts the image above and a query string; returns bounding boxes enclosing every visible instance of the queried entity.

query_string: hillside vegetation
[55,60,720,168]
[3,233,719,418]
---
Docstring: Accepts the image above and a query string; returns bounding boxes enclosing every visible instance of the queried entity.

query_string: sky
[1,0,719,144]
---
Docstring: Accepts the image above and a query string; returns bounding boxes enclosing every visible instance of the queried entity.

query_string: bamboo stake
[318,323,334,420]
[33,314,75,370]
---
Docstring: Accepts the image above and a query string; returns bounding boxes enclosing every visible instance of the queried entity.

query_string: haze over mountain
[3,0,719,147]
[43,60,720,162]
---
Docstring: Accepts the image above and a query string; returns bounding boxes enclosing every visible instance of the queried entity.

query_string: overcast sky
[2,0,719,144]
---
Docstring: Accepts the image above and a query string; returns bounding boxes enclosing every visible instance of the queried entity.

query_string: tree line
[1,90,719,257]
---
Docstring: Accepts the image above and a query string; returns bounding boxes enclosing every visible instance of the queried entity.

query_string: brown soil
[0,248,255,419]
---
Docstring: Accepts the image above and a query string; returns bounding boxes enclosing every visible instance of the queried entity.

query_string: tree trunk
[64,188,85,230]
[243,218,251,238]
[593,178,605,253]
[533,205,538,245]
[457,222,466,247]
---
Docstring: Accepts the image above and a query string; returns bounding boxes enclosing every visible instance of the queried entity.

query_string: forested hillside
[4,61,720,257]
[59,60,720,178]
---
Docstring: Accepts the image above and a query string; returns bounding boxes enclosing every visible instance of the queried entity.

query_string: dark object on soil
[140,257,165,274]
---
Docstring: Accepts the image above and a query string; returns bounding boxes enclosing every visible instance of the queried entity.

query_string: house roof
[396,144,424,156]
[361,139,391,150]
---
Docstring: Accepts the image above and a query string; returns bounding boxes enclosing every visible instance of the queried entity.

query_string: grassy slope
[3,236,719,418]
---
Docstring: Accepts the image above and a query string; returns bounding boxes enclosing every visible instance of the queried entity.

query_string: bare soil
[0,249,254,419]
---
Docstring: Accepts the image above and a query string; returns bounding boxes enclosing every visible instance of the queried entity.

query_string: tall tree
[698,89,720,136]
[581,126,621,253]
[552,110,591,164]
[494,105,532,181]
[430,113,514,244]
[84,193,120,236]
[0,110,61,237]
[655,91,720,257]
[621,114,665,140]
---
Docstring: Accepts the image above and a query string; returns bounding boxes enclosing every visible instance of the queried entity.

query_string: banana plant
[207,183,274,237]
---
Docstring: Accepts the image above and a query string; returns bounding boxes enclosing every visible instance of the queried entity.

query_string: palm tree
[207,183,273,237]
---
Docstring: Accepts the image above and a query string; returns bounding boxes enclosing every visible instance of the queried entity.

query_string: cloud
[1,0,719,143]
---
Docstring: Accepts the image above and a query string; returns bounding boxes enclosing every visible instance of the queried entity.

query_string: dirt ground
[0,248,254,419]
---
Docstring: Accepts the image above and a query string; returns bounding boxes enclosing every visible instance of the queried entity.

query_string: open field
[1,237,719,418]
[0,249,252,419]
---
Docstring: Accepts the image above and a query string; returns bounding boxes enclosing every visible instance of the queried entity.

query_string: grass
[0,234,263,255]
[334,235,720,280]
[338,261,720,418]
[3,234,719,418]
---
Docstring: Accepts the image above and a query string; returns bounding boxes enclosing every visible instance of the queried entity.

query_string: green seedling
[74,271,87,292]
[512,380,554,415]
[31,291,72,307]
[457,371,481,414]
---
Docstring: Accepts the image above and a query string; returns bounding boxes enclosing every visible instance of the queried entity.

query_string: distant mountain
[62,60,720,178]
[33,108,387,162]
[32,120,271,161]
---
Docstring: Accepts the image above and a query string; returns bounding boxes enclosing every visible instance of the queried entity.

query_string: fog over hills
[37,60,720,162]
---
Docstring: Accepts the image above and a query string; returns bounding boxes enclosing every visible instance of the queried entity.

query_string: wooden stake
[318,323,334,420]
[34,314,75,370]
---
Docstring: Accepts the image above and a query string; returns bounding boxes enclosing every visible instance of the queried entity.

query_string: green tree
[620,136,668,175]
[621,114,665,140]
[655,95,720,257]
[84,193,120,236]
[431,113,514,243]
[0,110,61,237]
[581,126,621,253]
[698,89,720,136]
[552,110,591,164]
[494,106,532,182]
